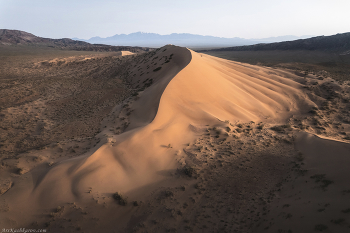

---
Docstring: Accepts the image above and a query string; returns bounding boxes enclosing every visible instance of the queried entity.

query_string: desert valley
[0,29,350,233]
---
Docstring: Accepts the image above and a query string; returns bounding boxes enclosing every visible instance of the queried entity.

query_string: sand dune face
[158,50,315,125]
[1,45,318,226]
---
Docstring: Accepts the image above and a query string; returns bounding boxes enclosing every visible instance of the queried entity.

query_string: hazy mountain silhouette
[73,32,312,48]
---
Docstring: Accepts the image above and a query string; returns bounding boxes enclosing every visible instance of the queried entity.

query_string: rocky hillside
[0,29,151,52]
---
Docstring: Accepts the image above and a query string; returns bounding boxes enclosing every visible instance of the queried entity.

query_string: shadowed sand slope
[0,46,317,226]
[257,132,350,233]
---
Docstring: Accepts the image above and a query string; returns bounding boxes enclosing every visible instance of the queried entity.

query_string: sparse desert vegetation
[113,192,128,206]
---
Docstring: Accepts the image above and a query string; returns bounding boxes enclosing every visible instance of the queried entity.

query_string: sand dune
[1,45,349,231]
[121,51,134,56]
[33,47,313,200]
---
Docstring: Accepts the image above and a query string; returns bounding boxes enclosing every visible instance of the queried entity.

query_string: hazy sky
[1,0,349,39]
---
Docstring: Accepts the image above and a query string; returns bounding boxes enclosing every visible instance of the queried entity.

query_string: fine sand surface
[1,45,349,232]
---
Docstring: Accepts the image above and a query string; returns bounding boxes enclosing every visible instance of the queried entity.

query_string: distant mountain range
[0,29,151,52]
[202,32,350,53]
[4,29,348,54]
[72,32,313,48]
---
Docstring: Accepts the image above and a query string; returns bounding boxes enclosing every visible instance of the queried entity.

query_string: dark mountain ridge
[202,32,350,53]
[0,29,151,53]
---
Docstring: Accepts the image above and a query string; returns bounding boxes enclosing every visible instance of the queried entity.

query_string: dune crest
[1,46,317,225]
